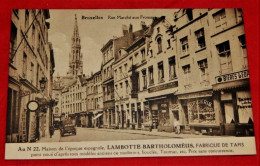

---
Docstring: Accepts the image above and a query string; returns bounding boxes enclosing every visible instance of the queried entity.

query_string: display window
[187,97,216,124]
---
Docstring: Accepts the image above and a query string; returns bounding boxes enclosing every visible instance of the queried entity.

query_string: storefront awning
[213,79,249,91]
[93,113,103,120]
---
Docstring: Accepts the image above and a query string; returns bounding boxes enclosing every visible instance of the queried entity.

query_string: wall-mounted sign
[216,70,249,83]
[148,81,178,93]
[27,100,39,112]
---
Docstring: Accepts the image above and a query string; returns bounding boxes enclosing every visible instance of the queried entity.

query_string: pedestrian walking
[49,125,54,138]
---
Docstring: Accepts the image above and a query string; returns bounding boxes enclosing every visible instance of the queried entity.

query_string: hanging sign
[27,100,39,112]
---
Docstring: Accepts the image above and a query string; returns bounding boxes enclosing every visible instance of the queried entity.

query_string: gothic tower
[68,14,83,77]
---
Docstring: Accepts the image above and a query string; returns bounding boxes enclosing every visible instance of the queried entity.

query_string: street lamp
[39,77,47,92]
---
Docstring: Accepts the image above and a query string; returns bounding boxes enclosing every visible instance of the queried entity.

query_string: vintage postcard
[5,9,256,159]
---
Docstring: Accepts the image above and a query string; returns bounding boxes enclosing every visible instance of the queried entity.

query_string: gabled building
[101,24,148,128]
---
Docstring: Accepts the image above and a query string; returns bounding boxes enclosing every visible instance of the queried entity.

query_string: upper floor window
[198,59,209,86]
[213,9,227,31]
[216,41,232,74]
[186,9,193,21]
[195,28,206,49]
[10,22,17,60]
[157,27,160,33]
[141,49,146,61]
[142,69,147,90]
[114,69,117,81]
[167,39,171,49]
[180,36,189,55]
[25,10,29,30]
[157,37,162,54]
[119,66,122,79]
[148,66,154,85]
[238,35,247,68]
[169,57,177,80]
[158,62,164,83]
[182,65,191,88]
[124,63,128,73]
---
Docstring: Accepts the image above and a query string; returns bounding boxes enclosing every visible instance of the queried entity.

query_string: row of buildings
[55,9,253,136]
[7,9,55,143]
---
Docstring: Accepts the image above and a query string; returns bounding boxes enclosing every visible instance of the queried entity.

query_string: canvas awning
[213,79,249,91]
[93,113,103,120]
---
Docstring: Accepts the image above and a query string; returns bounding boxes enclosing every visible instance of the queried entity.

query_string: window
[25,10,29,30]
[23,52,27,78]
[216,41,232,74]
[195,28,206,49]
[148,66,154,85]
[142,69,147,90]
[167,39,171,48]
[30,62,34,84]
[125,80,129,94]
[150,50,153,57]
[157,27,160,33]
[119,66,122,79]
[104,69,106,79]
[10,22,17,60]
[124,63,128,74]
[158,62,164,83]
[118,50,122,57]
[31,24,35,47]
[186,9,193,21]
[114,69,117,81]
[188,98,215,124]
[238,35,247,67]
[235,8,243,24]
[169,57,177,80]
[182,65,191,88]
[198,59,209,85]
[180,36,189,55]
[213,9,227,31]
[157,37,162,54]
[141,49,146,61]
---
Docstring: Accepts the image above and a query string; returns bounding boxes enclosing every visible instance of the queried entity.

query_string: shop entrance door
[224,103,235,124]
[151,110,158,129]
[121,110,125,128]
[137,109,142,128]
[223,102,235,135]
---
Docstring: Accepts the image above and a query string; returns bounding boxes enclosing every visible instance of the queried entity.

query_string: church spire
[67,14,83,77]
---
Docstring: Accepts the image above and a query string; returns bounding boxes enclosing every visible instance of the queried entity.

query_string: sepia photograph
[5,9,256,159]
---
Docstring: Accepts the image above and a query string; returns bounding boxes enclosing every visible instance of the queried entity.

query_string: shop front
[213,78,254,136]
[178,90,220,135]
[80,112,87,127]
[75,113,81,127]
[146,95,175,132]
[93,110,103,128]
[103,100,115,128]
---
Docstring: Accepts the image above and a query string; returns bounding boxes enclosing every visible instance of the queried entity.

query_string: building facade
[7,9,55,143]
[100,9,253,136]
[85,71,103,127]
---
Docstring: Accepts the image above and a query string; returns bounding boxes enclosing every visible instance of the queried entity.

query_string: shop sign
[27,100,39,112]
[237,97,252,109]
[148,81,178,93]
[170,104,179,110]
[162,110,167,113]
[215,70,249,84]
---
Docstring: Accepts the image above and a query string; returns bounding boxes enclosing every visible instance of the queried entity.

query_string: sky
[48,9,175,77]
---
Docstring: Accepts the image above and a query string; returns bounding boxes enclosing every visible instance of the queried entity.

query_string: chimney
[140,21,147,30]
[129,24,133,33]
[122,24,128,36]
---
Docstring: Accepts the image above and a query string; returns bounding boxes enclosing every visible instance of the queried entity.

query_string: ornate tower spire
[68,14,83,77]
